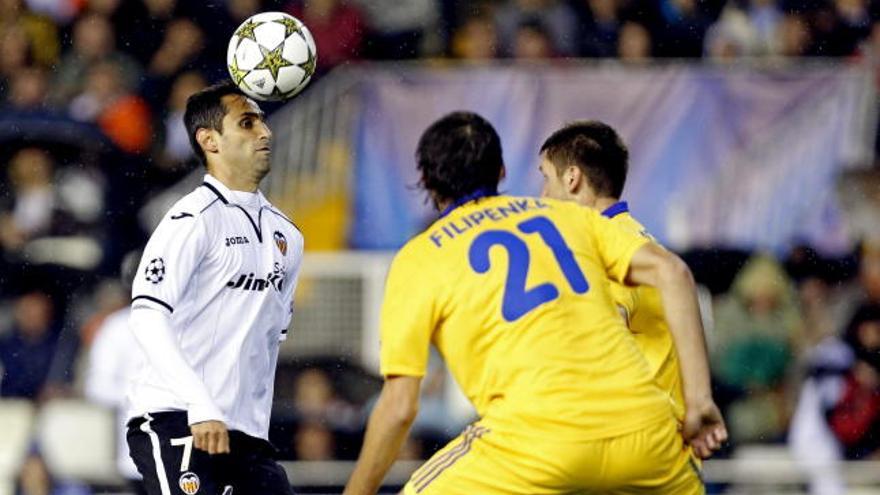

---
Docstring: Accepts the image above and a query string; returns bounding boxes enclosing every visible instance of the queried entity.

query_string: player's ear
[196,128,219,155]
[565,166,581,194]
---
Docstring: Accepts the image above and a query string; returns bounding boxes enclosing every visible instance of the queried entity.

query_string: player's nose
[257,120,272,141]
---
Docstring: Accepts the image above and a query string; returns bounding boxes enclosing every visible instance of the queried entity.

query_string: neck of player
[592,196,619,213]
[208,163,261,193]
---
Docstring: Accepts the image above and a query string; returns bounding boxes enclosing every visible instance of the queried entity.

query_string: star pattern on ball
[144,258,165,284]
[255,43,294,81]
[274,16,301,38]
[235,18,261,42]
[298,50,316,80]
[228,56,250,89]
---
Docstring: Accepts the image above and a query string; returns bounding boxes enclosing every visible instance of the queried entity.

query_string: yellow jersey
[604,202,686,422]
[380,194,673,441]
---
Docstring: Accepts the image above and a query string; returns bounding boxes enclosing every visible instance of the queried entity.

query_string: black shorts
[127,411,295,495]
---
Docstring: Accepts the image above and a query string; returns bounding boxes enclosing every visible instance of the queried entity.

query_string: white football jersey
[129,174,303,440]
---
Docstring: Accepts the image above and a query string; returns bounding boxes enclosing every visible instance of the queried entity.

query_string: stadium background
[2,0,880,493]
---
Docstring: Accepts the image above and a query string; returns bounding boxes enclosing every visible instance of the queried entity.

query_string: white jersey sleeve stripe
[132,295,174,313]
[140,414,172,495]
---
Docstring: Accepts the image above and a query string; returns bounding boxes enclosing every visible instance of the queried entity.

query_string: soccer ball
[227,12,317,102]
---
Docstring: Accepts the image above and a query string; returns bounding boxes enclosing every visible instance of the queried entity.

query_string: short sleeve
[379,244,437,378]
[585,208,650,285]
[131,213,209,314]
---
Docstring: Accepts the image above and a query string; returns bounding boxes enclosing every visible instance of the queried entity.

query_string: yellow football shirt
[380,194,673,441]
[604,202,686,422]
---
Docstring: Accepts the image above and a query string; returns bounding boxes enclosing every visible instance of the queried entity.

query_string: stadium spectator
[16,450,91,495]
[711,254,803,443]
[147,18,206,79]
[512,18,557,58]
[226,0,263,22]
[293,367,360,431]
[0,24,33,103]
[827,304,880,459]
[858,242,880,305]
[156,71,207,168]
[573,0,622,57]
[704,6,756,58]
[83,251,143,490]
[50,13,141,106]
[353,0,440,59]
[449,10,499,59]
[7,66,50,111]
[617,21,653,60]
[652,0,711,57]
[0,148,55,252]
[0,291,59,399]
[293,421,336,461]
[0,148,104,260]
[495,0,578,56]
[286,0,365,73]
[777,13,815,56]
[0,0,59,67]
[746,0,784,55]
[139,16,215,114]
[789,334,850,495]
[704,0,804,58]
[105,0,179,66]
[826,0,872,55]
[69,61,153,154]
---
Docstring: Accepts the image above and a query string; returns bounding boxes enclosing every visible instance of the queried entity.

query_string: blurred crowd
[3,0,880,493]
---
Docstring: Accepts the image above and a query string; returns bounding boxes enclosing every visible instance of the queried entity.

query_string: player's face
[539,156,569,201]
[218,94,273,179]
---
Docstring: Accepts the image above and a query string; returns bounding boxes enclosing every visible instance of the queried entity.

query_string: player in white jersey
[126,82,304,495]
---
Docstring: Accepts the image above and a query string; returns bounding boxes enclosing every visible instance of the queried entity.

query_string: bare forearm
[344,376,421,495]
[657,263,713,405]
[343,407,410,495]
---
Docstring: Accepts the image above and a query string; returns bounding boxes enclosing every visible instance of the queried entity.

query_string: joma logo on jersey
[226,263,284,292]
[225,236,249,247]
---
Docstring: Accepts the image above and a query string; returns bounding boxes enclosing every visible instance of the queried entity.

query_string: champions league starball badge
[145,258,165,284]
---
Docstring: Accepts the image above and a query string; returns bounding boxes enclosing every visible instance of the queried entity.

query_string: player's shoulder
[611,212,659,244]
[162,185,225,223]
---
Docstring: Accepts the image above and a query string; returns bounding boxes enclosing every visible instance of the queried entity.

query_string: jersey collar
[439,188,497,218]
[601,201,629,219]
[203,174,268,207]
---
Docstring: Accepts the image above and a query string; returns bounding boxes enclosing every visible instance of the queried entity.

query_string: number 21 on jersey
[468,216,589,322]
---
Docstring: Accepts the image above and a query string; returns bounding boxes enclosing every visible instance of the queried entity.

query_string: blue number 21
[468,216,589,322]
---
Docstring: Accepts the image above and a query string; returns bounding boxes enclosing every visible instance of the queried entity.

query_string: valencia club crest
[273,231,288,256]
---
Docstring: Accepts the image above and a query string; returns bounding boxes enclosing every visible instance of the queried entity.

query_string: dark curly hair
[415,112,504,208]
[540,120,628,199]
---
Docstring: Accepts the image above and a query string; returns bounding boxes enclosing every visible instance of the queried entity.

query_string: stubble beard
[253,155,271,182]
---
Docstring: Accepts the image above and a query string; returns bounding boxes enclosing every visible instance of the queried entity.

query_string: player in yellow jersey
[343,112,726,495]
[538,120,723,463]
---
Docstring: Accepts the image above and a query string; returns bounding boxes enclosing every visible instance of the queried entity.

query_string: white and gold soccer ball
[227,12,317,101]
